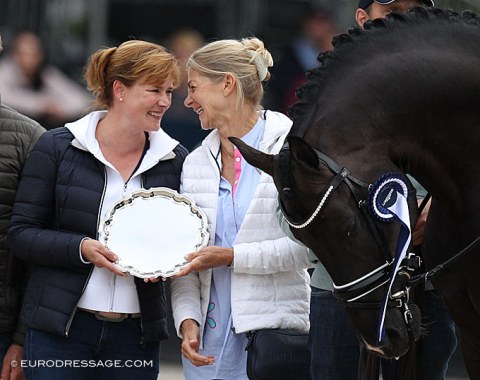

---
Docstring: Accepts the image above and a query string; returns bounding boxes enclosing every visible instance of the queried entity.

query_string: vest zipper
[65,267,94,337]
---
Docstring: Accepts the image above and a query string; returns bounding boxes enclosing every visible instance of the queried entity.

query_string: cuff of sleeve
[12,323,27,346]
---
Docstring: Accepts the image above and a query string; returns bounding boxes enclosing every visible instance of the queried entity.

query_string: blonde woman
[8,40,187,380]
[171,37,313,379]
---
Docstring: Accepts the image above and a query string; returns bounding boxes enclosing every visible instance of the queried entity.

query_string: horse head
[232,135,421,358]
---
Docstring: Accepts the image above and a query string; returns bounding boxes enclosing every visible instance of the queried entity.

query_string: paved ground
[159,366,469,380]
[158,362,183,380]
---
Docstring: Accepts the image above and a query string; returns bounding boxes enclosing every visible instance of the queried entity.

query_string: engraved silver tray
[101,187,209,278]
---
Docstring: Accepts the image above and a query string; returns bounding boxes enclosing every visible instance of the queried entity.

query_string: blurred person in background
[265,5,338,114]
[0,33,46,380]
[162,28,210,151]
[0,30,91,130]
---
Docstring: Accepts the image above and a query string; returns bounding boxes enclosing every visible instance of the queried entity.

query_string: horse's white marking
[363,340,385,356]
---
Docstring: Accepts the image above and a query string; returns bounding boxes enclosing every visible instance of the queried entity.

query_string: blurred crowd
[0,4,340,149]
[0,31,91,130]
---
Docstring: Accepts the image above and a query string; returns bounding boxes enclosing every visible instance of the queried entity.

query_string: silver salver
[101,187,209,278]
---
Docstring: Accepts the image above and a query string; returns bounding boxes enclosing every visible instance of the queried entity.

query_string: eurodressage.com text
[17,359,154,368]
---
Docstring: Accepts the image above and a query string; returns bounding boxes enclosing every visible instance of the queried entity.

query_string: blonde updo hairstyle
[85,40,180,110]
[186,37,273,109]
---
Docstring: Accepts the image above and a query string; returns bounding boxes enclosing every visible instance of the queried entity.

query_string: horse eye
[282,187,294,199]
[346,217,358,238]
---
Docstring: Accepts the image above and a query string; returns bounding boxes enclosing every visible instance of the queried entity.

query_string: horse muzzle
[363,301,421,359]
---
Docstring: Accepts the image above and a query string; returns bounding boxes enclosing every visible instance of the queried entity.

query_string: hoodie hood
[65,111,180,172]
[201,109,292,155]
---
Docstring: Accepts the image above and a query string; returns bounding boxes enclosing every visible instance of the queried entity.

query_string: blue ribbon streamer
[376,187,411,343]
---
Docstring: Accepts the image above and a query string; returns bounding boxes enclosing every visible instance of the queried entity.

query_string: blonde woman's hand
[175,246,234,276]
[180,319,214,367]
[80,238,126,277]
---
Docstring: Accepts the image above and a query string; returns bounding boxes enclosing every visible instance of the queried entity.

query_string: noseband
[279,143,420,341]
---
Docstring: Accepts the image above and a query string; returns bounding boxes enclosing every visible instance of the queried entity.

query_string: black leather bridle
[278,143,420,331]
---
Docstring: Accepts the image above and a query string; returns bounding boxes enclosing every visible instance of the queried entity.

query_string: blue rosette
[369,173,409,222]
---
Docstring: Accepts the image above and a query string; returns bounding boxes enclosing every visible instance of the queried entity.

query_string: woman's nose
[158,93,171,107]
[184,94,192,108]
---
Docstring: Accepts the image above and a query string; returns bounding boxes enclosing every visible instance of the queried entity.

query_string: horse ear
[288,136,319,170]
[228,137,275,176]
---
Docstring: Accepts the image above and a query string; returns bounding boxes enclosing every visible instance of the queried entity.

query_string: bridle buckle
[403,252,422,271]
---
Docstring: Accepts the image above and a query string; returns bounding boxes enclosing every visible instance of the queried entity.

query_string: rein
[408,193,480,285]
[410,232,480,286]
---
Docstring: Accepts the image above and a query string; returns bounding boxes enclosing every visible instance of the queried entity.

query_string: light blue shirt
[183,118,265,380]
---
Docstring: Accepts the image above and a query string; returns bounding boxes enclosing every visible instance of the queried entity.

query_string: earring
[120,98,124,102]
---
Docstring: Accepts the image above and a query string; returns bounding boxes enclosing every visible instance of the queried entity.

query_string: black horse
[232,7,480,378]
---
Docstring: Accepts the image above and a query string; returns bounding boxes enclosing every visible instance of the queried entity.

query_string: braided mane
[288,7,480,136]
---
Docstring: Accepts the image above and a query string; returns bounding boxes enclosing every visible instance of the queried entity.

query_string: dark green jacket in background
[0,101,45,345]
